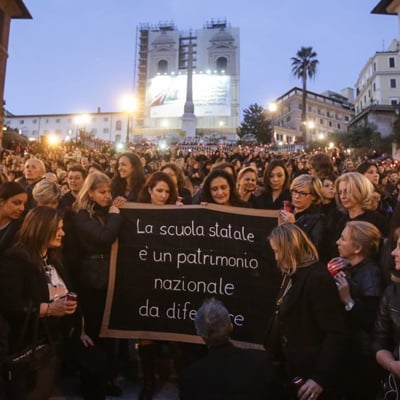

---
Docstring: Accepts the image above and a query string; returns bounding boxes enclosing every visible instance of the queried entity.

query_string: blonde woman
[334,172,388,243]
[280,174,329,260]
[72,172,123,399]
[265,223,345,400]
[334,221,384,399]
[236,166,258,204]
[32,179,61,209]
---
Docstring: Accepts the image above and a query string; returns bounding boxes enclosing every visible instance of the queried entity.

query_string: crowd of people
[1,142,400,399]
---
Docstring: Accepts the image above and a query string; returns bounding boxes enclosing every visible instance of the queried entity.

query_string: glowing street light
[268,102,278,113]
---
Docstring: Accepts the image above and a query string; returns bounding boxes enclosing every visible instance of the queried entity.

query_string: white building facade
[4,110,130,144]
[354,39,400,113]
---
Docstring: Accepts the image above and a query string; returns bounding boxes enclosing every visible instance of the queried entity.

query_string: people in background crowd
[236,166,258,204]
[253,160,291,210]
[32,179,61,209]
[16,158,46,210]
[160,163,192,204]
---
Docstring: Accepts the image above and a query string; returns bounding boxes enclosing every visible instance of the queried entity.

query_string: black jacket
[252,189,291,210]
[264,261,346,393]
[294,205,328,261]
[179,342,272,400]
[0,246,71,351]
[372,280,400,357]
[343,258,384,356]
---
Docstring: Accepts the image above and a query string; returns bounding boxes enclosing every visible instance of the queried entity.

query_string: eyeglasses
[291,189,312,198]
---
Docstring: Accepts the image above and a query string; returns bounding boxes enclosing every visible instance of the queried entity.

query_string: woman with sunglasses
[280,174,329,261]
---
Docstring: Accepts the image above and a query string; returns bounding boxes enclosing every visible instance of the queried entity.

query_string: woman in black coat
[252,160,291,210]
[0,206,77,400]
[280,174,329,262]
[265,223,346,400]
[334,221,384,399]
[72,171,123,400]
[373,227,400,389]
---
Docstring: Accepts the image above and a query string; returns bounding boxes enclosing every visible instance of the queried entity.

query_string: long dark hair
[201,169,245,207]
[111,152,145,199]
[15,206,62,270]
[137,172,177,204]
[262,160,290,195]
[0,181,27,200]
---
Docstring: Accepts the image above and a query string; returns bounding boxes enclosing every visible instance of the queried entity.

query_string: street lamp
[121,95,136,145]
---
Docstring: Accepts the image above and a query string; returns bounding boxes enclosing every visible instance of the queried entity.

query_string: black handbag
[2,302,55,400]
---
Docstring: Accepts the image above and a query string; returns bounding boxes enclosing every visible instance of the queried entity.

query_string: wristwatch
[345,299,355,311]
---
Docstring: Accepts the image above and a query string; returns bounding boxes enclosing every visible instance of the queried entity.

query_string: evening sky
[4,0,398,117]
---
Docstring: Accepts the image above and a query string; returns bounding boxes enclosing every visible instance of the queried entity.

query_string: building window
[32,119,37,124]
[328,121,332,127]
[373,62,376,72]
[390,78,397,89]
[389,57,396,68]
[116,120,122,131]
[373,82,376,92]
[103,128,109,134]
[320,119,323,125]
[338,123,341,130]
[103,117,109,122]
[216,57,227,71]
[344,116,349,121]
[19,120,24,124]
[327,111,331,118]
[157,59,168,73]
[56,119,61,123]
[391,99,398,105]
[286,116,291,122]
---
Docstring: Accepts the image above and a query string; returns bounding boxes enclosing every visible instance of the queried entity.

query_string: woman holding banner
[200,169,245,207]
[137,171,178,400]
[111,152,146,203]
[71,172,123,399]
[265,223,346,400]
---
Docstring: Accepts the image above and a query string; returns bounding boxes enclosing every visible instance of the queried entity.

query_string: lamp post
[121,95,136,146]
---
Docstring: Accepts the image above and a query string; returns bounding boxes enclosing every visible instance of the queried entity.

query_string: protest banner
[101,203,280,348]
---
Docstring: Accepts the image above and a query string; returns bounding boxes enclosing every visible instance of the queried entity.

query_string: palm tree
[291,46,319,143]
